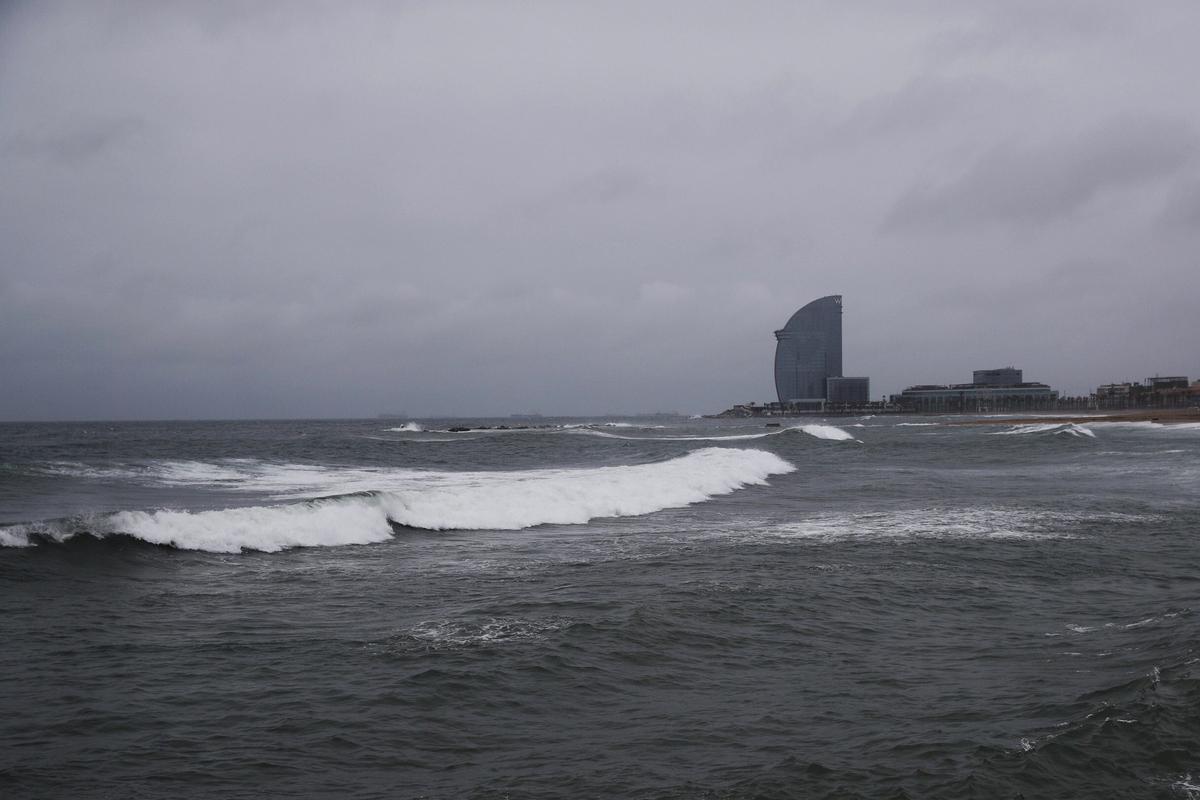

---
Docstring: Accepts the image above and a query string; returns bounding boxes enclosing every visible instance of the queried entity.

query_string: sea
[2,415,1199,799]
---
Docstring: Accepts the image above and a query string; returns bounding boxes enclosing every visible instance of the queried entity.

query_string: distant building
[1147,376,1189,390]
[891,367,1057,412]
[972,367,1022,387]
[774,295,844,407]
[1094,376,1196,409]
[827,376,870,405]
[1094,383,1135,406]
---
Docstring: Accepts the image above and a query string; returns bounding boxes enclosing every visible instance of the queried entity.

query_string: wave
[423,421,669,434]
[995,421,1200,436]
[41,458,368,495]
[794,424,857,441]
[1094,421,1200,432]
[2,447,795,553]
[39,459,263,485]
[991,423,1096,438]
[759,507,1158,543]
[386,422,423,432]
[375,616,574,654]
[570,428,780,442]
[570,423,857,443]
[994,641,1200,797]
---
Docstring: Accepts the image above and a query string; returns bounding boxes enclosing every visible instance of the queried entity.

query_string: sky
[2,1,1199,420]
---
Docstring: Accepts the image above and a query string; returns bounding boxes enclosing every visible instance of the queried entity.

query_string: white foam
[568,424,857,443]
[5,447,795,552]
[387,422,423,432]
[0,528,34,548]
[401,617,571,649]
[991,423,1096,437]
[758,507,1157,543]
[792,424,857,441]
[41,459,391,495]
[1093,421,1200,432]
[569,428,782,442]
[107,500,397,552]
[375,447,794,530]
[992,423,1062,435]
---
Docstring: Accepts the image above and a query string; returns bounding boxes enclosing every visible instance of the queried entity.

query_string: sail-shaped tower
[774,295,843,405]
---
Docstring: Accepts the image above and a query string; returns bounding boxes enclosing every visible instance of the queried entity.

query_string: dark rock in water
[766,423,781,428]
[447,426,471,432]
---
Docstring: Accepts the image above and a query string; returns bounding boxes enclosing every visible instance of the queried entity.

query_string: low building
[1147,375,1189,390]
[1095,383,1135,407]
[826,376,870,405]
[891,367,1058,412]
[973,367,1022,387]
[892,383,1057,412]
[1094,376,1197,409]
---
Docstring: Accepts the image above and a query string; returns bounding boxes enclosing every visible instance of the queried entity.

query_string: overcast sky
[3,1,1199,420]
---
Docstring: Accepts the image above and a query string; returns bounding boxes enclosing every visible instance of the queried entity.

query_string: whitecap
[4,447,795,552]
[792,424,857,441]
[757,507,1157,544]
[568,428,782,442]
[402,617,570,649]
[991,423,1096,438]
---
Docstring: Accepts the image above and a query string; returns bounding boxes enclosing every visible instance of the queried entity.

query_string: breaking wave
[794,424,857,441]
[992,423,1096,438]
[570,423,857,443]
[2,448,794,553]
[571,429,781,442]
[386,422,423,432]
[1094,421,1200,432]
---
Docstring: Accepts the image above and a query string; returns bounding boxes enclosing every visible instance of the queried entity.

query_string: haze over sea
[2,415,1199,798]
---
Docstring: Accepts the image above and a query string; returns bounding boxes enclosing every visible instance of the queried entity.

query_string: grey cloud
[2,2,1200,418]
[885,117,1196,230]
[834,76,1009,144]
[3,116,147,165]
[1160,180,1200,230]
[925,0,1128,59]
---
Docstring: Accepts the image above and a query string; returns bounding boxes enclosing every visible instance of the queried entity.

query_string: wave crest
[3,448,794,553]
[992,423,1096,438]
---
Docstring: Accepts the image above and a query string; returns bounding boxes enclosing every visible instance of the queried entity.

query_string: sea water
[2,416,1199,798]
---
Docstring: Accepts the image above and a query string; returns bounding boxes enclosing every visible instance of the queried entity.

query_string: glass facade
[774,295,843,404]
[826,376,869,404]
[973,367,1022,386]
